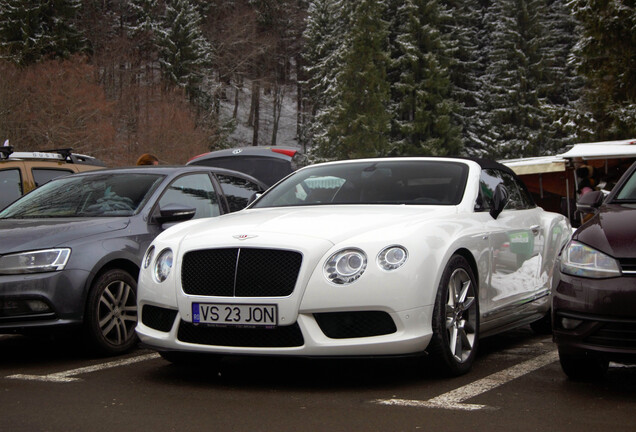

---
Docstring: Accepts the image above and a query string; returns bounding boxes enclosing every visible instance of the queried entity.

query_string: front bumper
[552,272,636,362]
[0,269,90,331]
[137,304,434,357]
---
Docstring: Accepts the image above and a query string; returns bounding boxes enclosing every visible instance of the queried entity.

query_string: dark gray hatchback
[0,166,265,355]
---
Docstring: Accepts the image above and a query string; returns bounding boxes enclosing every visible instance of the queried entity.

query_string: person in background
[136,153,159,165]
[573,157,596,195]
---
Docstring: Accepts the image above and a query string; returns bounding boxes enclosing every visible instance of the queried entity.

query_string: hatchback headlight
[560,240,621,279]
[154,249,174,282]
[324,249,367,285]
[0,248,71,274]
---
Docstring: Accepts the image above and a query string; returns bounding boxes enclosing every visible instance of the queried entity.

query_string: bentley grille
[181,248,303,297]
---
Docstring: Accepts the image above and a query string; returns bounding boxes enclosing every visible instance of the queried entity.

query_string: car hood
[575,204,636,258]
[177,205,458,246]
[0,218,130,253]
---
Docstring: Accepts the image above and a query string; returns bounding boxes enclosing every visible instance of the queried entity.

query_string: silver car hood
[0,218,130,253]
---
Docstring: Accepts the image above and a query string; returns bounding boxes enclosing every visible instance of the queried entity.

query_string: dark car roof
[69,165,268,189]
[187,146,302,163]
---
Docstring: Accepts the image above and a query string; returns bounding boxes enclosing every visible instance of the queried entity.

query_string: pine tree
[0,0,86,66]
[387,0,462,156]
[533,0,581,153]
[441,0,490,156]
[155,0,213,103]
[301,0,350,156]
[570,0,636,141]
[480,0,553,159]
[324,0,392,159]
[127,0,160,39]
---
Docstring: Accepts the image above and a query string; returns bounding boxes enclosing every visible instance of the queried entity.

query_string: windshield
[613,168,636,202]
[0,173,164,218]
[252,160,468,208]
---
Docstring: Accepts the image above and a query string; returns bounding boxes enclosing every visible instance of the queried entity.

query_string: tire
[558,349,609,380]
[84,269,138,356]
[429,255,480,377]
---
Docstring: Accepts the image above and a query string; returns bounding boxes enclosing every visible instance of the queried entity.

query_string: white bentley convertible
[137,157,571,376]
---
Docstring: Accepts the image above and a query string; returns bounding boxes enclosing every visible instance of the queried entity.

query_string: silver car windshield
[0,173,165,218]
[252,160,469,208]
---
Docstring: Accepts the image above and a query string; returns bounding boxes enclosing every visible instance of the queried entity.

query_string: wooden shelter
[501,139,636,224]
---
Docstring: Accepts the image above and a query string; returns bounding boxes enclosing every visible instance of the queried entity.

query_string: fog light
[561,317,583,330]
[0,299,51,316]
[26,300,51,313]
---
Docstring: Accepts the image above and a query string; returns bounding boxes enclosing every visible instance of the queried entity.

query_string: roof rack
[1,147,105,166]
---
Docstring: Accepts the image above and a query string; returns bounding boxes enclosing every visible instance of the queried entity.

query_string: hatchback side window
[158,174,221,219]
[215,174,264,212]
[32,168,74,187]
[0,169,22,209]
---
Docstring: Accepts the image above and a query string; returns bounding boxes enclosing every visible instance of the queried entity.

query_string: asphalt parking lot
[1,328,635,432]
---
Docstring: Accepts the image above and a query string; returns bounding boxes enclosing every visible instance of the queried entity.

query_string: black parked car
[187,146,307,187]
[0,166,266,355]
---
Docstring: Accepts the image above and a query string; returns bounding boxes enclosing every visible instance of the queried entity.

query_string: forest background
[0,0,634,167]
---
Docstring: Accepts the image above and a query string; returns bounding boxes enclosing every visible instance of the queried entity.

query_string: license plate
[192,303,278,327]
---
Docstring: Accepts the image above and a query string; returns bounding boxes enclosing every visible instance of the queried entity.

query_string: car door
[145,172,224,242]
[480,168,546,328]
[156,173,223,219]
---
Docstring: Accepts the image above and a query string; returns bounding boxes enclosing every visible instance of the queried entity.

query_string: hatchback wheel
[429,255,479,376]
[84,269,138,356]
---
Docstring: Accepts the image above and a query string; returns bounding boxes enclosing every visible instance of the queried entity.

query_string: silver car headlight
[154,248,174,282]
[0,248,71,274]
[377,246,408,271]
[560,240,621,279]
[324,249,367,285]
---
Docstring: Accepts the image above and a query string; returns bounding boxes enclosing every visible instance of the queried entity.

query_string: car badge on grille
[233,234,257,240]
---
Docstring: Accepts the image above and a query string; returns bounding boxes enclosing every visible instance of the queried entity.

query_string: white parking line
[374,350,558,411]
[6,353,160,383]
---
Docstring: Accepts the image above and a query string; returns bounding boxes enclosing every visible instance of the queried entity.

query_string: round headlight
[378,246,408,271]
[324,249,367,285]
[154,249,173,282]
[143,246,155,269]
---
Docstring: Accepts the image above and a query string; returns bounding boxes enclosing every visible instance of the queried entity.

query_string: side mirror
[489,184,508,219]
[155,204,196,224]
[576,190,604,215]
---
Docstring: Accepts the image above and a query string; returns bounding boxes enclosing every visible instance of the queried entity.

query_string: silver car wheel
[445,267,477,363]
[98,280,137,347]
[85,269,138,355]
